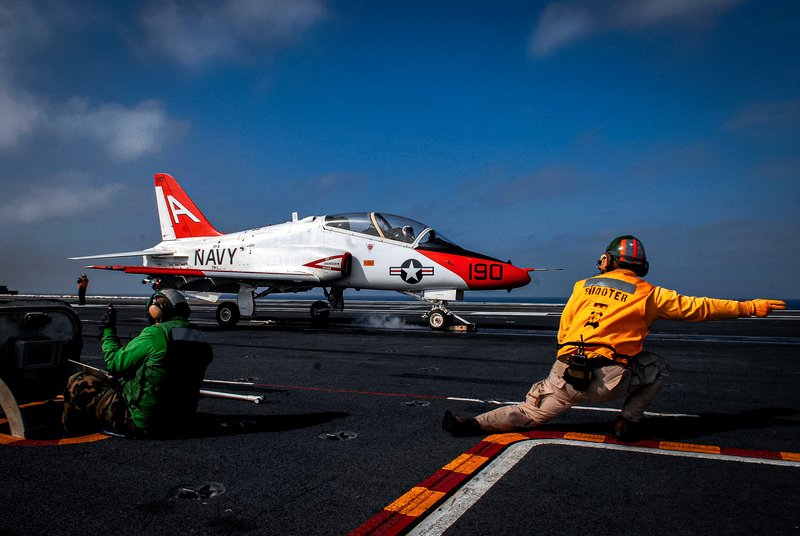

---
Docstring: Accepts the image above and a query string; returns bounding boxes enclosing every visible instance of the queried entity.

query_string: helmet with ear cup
[146,289,189,322]
[601,235,649,276]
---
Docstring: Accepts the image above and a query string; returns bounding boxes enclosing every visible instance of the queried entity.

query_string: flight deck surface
[1,297,798,535]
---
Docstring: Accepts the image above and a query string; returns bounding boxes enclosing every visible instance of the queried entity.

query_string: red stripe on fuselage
[90,265,207,277]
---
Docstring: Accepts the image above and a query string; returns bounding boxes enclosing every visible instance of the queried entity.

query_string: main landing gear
[215,287,256,327]
[211,288,474,331]
[215,301,241,327]
[310,287,345,324]
[309,300,330,322]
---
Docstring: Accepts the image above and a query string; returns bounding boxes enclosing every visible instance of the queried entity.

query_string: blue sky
[1,0,798,300]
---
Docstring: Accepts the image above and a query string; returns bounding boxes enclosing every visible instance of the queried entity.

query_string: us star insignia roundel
[389,259,434,284]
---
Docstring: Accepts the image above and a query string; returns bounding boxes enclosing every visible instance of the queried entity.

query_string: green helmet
[605,235,648,276]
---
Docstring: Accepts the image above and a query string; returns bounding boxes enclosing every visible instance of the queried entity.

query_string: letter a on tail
[154,173,222,240]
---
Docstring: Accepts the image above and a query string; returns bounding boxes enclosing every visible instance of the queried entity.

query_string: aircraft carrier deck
[2,297,798,535]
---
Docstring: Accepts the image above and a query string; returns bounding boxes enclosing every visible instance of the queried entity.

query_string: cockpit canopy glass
[324,212,461,251]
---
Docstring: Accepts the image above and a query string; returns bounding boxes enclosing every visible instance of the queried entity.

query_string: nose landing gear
[424,308,450,330]
[421,301,475,331]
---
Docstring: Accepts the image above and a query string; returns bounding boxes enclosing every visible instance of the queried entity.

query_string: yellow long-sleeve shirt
[557,269,754,361]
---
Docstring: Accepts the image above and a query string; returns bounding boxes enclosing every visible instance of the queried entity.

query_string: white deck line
[409,439,800,535]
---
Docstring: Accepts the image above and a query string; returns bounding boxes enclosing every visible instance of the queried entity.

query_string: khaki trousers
[474,352,670,433]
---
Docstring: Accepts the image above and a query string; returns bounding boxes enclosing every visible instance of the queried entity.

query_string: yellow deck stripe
[58,434,109,445]
[384,487,446,517]
[659,441,721,454]
[1,432,110,445]
[443,453,489,474]
[485,433,529,445]
[563,432,607,443]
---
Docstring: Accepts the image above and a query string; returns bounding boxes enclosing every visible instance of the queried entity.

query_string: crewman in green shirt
[63,289,212,437]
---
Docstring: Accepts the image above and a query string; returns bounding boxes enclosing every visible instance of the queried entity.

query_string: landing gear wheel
[427,308,450,330]
[310,300,331,323]
[216,302,240,327]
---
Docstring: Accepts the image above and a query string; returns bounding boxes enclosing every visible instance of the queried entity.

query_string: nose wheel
[425,308,451,330]
[422,305,474,331]
[404,294,476,331]
[426,308,449,330]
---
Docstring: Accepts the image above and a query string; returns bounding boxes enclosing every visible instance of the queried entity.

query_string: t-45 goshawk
[73,174,535,329]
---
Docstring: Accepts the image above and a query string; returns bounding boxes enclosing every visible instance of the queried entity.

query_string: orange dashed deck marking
[385,487,446,517]
[563,432,607,443]
[349,431,800,536]
[57,434,109,445]
[485,433,528,445]
[659,441,721,454]
[1,396,111,446]
[0,432,111,446]
[443,453,489,474]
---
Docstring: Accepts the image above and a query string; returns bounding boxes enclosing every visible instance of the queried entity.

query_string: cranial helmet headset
[146,289,189,323]
[597,235,649,277]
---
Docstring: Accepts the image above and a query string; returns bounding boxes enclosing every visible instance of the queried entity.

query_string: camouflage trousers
[62,372,136,436]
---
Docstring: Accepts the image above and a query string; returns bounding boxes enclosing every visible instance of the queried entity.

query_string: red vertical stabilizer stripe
[154,173,222,238]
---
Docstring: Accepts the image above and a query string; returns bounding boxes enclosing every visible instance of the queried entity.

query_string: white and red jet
[73,173,535,329]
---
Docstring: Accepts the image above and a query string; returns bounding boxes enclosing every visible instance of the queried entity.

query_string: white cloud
[723,99,800,134]
[0,82,45,149]
[0,2,187,160]
[0,0,57,150]
[54,98,190,160]
[139,0,329,70]
[0,91,189,160]
[0,181,123,224]
[0,1,57,64]
[462,164,587,208]
[530,0,744,57]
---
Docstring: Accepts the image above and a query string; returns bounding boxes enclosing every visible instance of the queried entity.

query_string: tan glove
[747,299,786,317]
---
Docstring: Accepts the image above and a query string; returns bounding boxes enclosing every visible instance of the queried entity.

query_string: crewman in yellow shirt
[443,235,786,441]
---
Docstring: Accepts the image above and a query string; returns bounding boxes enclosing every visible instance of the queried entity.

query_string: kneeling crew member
[443,235,786,441]
[63,289,213,437]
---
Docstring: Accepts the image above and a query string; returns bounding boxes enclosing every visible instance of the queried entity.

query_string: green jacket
[101,318,209,434]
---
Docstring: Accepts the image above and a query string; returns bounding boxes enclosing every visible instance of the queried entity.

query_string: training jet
[72,173,535,329]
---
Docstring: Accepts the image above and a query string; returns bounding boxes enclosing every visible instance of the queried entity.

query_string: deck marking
[349,431,800,536]
[202,378,700,418]
[1,397,112,446]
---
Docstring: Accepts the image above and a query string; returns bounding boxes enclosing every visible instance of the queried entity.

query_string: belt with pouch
[556,353,629,368]
[556,342,630,391]
[557,340,630,367]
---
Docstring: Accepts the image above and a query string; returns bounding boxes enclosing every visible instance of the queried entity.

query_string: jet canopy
[324,212,460,251]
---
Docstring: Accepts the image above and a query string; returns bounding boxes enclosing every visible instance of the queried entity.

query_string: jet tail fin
[154,173,222,240]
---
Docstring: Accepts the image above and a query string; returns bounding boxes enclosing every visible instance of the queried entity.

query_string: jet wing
[86,265,326,283]
[70,248,175,260]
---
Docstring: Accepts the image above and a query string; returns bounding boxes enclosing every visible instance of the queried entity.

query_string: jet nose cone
[506,265,532,289]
